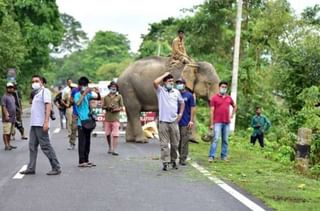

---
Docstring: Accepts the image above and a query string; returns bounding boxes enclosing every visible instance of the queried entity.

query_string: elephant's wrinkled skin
[118,56,220,143]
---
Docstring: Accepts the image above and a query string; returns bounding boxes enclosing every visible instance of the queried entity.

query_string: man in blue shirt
[74,77,100,167]
[176,78,196,166]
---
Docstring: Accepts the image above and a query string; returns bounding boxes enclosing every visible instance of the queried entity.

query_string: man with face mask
[1,82,17,150]
[208,81,237,162]
[175,78,196,166]
[103,81,123,155]
[20,75,61,175]
[154,72,185,171]
[74,76,101,167]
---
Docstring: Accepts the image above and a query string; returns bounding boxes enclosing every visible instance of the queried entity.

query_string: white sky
[56,0,319,53]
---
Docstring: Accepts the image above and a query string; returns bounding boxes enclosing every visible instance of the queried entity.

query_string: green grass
[189,136,320,211]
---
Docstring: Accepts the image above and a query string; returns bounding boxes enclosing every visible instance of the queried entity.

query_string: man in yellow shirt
[171,30,192,64]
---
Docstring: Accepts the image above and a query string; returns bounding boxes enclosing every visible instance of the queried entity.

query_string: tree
[53,13,89,54]
[12,0,64,80]
[0,15,26,91]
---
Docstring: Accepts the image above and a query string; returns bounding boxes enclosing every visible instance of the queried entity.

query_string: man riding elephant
[171,30,192,65]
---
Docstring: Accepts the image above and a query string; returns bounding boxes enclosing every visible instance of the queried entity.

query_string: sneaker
[21,137,28,140]
[46,169,61,175]
[9,145,17,149]
[208,157,214,163]
[162,163,169,171]
[112,152,119,156]
[20,170,35,175]
[221,157,229,162]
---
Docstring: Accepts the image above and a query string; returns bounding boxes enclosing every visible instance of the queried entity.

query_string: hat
[175,78,186,84]
[6,82,14,87]
[108,81,119,90]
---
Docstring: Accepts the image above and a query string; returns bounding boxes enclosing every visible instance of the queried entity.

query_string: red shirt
[210,94,235,123]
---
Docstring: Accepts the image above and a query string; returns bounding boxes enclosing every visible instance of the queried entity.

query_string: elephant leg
[125,117,135,143]
[124,97,147,143]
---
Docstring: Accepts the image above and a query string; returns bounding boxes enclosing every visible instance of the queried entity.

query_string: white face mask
[32,82,41,90]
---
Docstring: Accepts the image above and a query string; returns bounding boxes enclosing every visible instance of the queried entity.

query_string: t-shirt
[179,91,195,127]
[156,86,184,123]
[74,91,92,126]
[30,88,51,126]
[210,94,234,124]
[103,93,124,122]
[1,93,16,123]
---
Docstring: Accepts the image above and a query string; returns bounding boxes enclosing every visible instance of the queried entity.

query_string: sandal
[87,162,96,167]
[78,163,90,168]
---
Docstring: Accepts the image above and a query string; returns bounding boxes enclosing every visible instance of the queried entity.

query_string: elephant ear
[181,65,197,91]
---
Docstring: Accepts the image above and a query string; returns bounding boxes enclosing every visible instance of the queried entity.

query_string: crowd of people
[1,72,271,174]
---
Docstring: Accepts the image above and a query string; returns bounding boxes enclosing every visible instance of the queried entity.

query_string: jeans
[208,123,230,159]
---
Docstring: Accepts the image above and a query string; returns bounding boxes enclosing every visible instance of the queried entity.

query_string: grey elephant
[117,56,220,143]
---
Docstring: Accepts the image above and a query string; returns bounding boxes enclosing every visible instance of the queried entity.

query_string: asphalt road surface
[0,109,270,211]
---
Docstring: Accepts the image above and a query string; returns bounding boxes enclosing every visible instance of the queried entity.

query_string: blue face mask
[219,87,227,95]
[81,86,87,92]
[165,83,173,91]
[176,84,185,90]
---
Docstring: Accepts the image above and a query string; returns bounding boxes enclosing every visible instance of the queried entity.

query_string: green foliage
[96,58,133,80]
[0,15,26,74]
[53,13,89,54]
[49,30,132,84]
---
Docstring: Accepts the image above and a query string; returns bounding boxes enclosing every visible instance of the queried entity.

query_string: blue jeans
[208,123,230,159]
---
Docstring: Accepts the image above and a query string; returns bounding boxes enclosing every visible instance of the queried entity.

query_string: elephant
[117,56,220,143]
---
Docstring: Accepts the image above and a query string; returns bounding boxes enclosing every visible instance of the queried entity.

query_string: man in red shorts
[103,81,124,156]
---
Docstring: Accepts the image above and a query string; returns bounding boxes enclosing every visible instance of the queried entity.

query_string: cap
[175,78,186,84]
[6,82,14,87]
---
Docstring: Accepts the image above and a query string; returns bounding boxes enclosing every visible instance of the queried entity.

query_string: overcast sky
[56,0,319,53]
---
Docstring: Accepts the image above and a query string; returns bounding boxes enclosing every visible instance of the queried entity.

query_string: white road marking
[53,128,61,134]
[13,165,27,179]
[191,162,266,211]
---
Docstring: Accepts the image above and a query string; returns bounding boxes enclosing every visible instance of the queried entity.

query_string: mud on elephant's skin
[117,56,220,143]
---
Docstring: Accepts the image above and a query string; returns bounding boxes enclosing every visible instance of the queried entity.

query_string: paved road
[0,109,270,211]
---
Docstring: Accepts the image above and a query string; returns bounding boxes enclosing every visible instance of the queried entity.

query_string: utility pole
[230,0,243,132]
[157,33,162,56]
[157,40,161,56]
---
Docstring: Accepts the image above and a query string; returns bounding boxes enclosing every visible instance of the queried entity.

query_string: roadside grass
[189,136,320,211]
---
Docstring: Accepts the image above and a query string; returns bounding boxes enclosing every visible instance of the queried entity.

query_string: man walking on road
[154,72,185,171]
[74,76,101,167]
[176,78,196,166]
[20,75,61,175]
[1,82,17,150]
[103,81,124,156]
[208,81,237,162]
